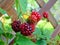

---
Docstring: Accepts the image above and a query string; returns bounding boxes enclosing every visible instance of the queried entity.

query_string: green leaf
[36,20,54,39]
[3,33,13,39]
[2,16,12,33]
[3,24,12,33]
[40,30,51,40]
[0,8,6,14]
[15,0,27,18]
[0,21,4,34]
[36,40,47,45]
[33,28,42,40]
[14,33,37,45]
[54,35,60,41]
[0,40,5,45]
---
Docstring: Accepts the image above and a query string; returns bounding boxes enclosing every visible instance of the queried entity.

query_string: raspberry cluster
[19,23,35,36]
[11,11,48,36]
[28,11,41,24]
[11,11,42,36]
[11,21,35,36]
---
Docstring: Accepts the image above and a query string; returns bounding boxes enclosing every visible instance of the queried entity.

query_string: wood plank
[36,0,58,28]
[36,0,45,7]
[38,0,57,14]
[0,0,14,10]
[51,25,60,40]
[0,0,18,21]
[36,0,59,39]
[6,7,18,22]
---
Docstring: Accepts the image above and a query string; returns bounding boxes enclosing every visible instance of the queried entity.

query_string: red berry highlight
[11,20,21,32]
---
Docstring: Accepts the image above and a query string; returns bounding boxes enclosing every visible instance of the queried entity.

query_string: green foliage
[0,21,4,34]
[33,28,42,39]
[0,0,60,45]
[1,16,12,33]
[44,0,49,3]
[14,33,37,45]
[33,20,54,45]
[3,24,12,33]
[15,0,27,18]
[3,33,13,39]
[36,40,47,45]
[0,40,5,45]
[34,20,54,39]
[0,8,6,14]
[54,35,60,41]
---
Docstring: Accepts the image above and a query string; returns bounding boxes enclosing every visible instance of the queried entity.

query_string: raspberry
[28,11,41,24]
[19,23,35,36]
[31,11,41,22]
[11,20,21,32]
[43,12,48,18]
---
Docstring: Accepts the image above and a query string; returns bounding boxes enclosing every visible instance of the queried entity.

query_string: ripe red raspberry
[31,11,41,22]
[19,23,35,36]
[11,20,21,32]
[43,12,48,18]
[28,11,41,24]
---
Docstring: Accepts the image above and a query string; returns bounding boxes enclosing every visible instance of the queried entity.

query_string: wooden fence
[0,0,60,44]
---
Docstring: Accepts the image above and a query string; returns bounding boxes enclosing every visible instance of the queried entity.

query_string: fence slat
[0,0,14,10]
[51,25,60,39]
[36,0,58,28]
[0,0,18,21]
[36,0,45,7]
[36,0,59,39]
[6,7,18,21]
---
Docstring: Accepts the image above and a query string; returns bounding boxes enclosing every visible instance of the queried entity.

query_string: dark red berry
[19,23,35,36]
[43,12,48,18]
[11,20,21,32]
[28,11,41,24]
